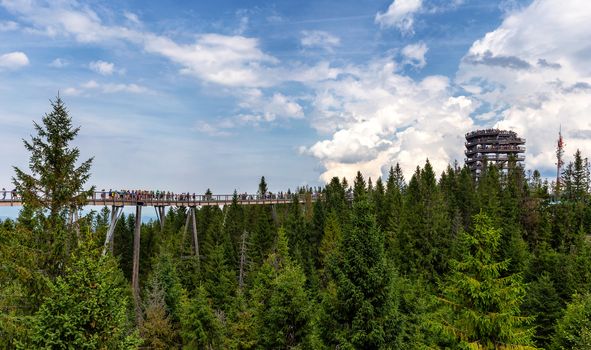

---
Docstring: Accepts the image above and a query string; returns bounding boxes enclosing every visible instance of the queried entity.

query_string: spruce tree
[320,197,398,349]
[258,176,268,198]
[180,286,222,349]
[29,241,140,349]
[250,228,315,349]
[384,164,404,259]
[353,171,367,202]
[12,96,94,275]
[13,96,94,223]
[551,293,591,350]
[435,213,534,349]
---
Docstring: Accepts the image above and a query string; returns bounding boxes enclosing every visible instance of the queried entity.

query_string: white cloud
[401,42,428,68]
[0,20,18,31]
[457,0,591,174]
[142,33,278,87]
[0,51,29,69]
[301,30,340,51]
[2,0,277,88]
[123,11,141,25]
[49,58,67,68]
[303,56,475,182]
[375,0,422,34]
[237,89,304,123]
[195,120,234,137]
[89,60,118,75]
[64,79,151,96]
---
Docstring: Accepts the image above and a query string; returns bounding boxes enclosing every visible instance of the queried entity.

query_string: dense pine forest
[2,99,591,349]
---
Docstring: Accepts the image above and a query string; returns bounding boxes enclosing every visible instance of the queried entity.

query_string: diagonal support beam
[181,206,200,261]
[154,206,166,231]
[102,205,124,256]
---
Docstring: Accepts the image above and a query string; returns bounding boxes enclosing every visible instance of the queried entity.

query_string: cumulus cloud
[303,56,475,182]
[0,51,29,69]
[401,42,428,68]
[89,60,117,75]
[142,33,278,87]
[237,89,304,123]
[300,30,340,51]
[457,0,591,174]
[375,0,422,34]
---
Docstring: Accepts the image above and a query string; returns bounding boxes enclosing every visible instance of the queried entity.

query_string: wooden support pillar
[132,205,142,320]
[191,206,199,259]
[271,204,278,225]
[238,230,248,290]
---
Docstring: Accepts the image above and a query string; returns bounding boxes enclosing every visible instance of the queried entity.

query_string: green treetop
[435,213,534,349]
[13,96,94,222]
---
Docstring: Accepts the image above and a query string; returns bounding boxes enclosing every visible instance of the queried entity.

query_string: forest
[1,99,591,349]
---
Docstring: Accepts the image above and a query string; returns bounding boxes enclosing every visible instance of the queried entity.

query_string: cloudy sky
[1,0,590,195]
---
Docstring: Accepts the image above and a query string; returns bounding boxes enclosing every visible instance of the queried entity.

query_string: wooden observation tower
[465,129,526,178]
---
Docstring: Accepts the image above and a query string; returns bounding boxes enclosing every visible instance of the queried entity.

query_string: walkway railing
[0,190,322,207]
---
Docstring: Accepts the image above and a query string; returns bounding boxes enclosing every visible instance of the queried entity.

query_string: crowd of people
[98,190,206,202]
[1,188,18,200]
[98,190,303,202]
[1,188,324,203]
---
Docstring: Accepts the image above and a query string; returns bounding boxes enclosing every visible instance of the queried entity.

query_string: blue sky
[1,0,590,201]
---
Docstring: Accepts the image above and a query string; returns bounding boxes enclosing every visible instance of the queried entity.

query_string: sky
[1,0,591,197]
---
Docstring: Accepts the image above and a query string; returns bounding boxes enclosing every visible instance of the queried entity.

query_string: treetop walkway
[0,190,317,207]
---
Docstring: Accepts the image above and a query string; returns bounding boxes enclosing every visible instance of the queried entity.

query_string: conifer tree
[319,211,342,271]
[522,272,563,348]
[203,243,237,312]
[325,176,349,226]
[29,241,140,349]
[477,164,502,223]
[551,293,591,350]
[373,177,386,228]
[13,96,94,223]
[384,164,405,258]
[399,161,451,279]
[141,279,178,349]
[320,197,398,348]
[12,96,94,275]
[562,149,590,201]
[250,228,316,348]
[258,176,268,197]
[353,171,367,202]
[435,213,534,349]
[180,286,222,349]
[224,191,245,267]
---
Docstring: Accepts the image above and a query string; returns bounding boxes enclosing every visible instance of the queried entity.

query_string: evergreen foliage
[3,105,591,348]
[13,96,94,222]
[28,241,140,349]
[435,213,534,349]
[551,293,591,350]
[320,197,398,349]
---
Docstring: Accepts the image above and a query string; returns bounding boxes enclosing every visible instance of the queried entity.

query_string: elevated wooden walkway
[0,192,314,207]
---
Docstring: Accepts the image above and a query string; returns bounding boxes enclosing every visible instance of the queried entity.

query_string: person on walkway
[1,188,5,200]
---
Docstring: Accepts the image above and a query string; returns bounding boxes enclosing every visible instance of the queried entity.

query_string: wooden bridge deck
[0,192,315,207]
